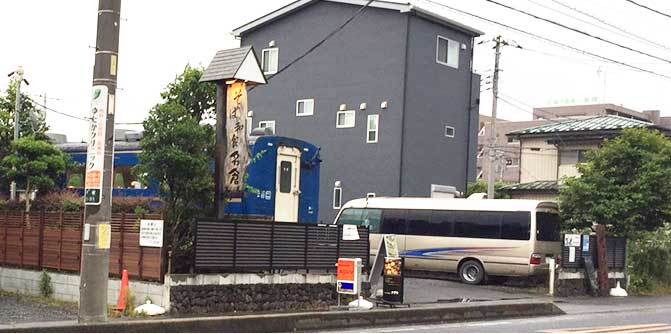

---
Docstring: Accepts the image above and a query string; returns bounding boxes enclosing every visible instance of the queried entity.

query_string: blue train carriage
[55,140,159,197]
[225,135,321,224]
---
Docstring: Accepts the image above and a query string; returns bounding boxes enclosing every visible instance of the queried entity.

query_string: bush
[38,270,54,298]
[33,191,84,212]
[628,223,671,292]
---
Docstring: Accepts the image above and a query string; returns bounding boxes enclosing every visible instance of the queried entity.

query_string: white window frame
[246,116,253,136]
[261,47,279,75]
[366,114,379,143]
[333,187,342,209]
[478,125,486,136]
[366,193,376,198]
[296,99,314,117]
[258,120,276,134]
[336,110,356,128]
[444,125,455,138]
[436,35,460,69]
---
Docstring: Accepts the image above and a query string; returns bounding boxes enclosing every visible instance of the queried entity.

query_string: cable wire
[483,0,671,65]
[624,0,671,19]
[421,0,671,80]
[28,98,90,122]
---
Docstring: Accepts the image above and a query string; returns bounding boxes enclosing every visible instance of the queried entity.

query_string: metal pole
[10,67,24,202]
[79,0,120,323]
[215,83,228,219]
[487,36,502,200]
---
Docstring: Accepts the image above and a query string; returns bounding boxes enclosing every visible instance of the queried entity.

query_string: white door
[274,146,301,222]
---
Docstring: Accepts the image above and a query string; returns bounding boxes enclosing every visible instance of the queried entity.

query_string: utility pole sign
[84,86,108,205]
[79,0,120,324]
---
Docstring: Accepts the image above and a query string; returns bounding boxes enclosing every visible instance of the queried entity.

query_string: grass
[631,282,671,296]
[0,289,78,310]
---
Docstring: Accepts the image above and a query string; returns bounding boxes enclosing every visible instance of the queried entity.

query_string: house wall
[240,2,408,223]
[400,14,478,196]
[557,143,598,181]
[519,138,558,183]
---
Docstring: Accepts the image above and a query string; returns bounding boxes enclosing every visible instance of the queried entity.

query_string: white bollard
[548,258,556,296]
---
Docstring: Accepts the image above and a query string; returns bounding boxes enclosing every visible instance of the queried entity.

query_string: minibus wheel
[459,260,485,285]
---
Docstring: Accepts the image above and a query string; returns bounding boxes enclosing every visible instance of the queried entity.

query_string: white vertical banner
[225,81,251,192]
[84,85,108,205]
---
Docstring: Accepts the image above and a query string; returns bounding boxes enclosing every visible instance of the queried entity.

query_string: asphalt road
[344,295,671,333]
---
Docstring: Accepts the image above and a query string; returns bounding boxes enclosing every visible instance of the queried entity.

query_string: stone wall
[556,270,627,296]
[0,266,166,307]
[170,283,336,314]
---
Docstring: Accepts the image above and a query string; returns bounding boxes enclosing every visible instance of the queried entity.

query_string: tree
[0,136,68,212]
[134,102,214,252]
[160,65,216,120]
[559,128,671,237]
[466,180,511,199]
[0,79,49,191]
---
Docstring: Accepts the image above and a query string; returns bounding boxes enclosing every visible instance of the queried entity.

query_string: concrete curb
[0,301,564,333]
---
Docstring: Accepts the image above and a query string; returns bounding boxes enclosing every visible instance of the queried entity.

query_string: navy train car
[56,135,321,223]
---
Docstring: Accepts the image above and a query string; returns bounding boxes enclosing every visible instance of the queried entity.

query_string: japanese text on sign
[139,220,164,247]
[84,85,108,205]
[225,81,250,192]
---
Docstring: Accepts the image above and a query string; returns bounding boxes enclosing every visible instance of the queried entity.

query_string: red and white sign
[336,258,361,295]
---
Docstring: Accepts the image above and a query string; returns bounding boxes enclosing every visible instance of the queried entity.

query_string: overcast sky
[2,0,671,142]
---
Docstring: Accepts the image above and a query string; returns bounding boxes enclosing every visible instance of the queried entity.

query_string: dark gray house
[234,0,483,223]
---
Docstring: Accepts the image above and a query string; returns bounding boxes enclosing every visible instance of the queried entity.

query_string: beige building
[500,115,669,200]
[478,103,671,184]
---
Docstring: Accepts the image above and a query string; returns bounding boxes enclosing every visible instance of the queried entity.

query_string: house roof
[200,46,267,84]
[507,115,658,138]
[500,181,560,192]
[232,0,484,37]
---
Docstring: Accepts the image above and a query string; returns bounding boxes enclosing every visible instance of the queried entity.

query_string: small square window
[296,99,314,117]
[367,114,379,143]
[366,193,376,198]
[336,110,356,128]
[444,125,455,138]
[259,120,276,134]
[333,187,342,209]
[436,36,459,68]
[262,48,279,74]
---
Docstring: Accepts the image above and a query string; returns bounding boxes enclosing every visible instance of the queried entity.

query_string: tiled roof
[500,181,560,192]
[508,115,654,136]
[200,46,252,83]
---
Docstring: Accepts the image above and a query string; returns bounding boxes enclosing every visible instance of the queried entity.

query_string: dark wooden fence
[195,220,370,273]
[0,210,165,282]
[561,235,626,270]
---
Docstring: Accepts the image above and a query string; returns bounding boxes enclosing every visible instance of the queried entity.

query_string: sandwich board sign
[336,258,361,295]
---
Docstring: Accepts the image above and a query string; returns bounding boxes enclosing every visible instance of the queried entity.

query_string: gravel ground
[0,292,77,324]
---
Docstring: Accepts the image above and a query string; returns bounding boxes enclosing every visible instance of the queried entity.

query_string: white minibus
[333,197,561,284]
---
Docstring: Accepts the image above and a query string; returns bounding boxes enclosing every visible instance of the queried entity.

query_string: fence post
[138,213,144,280]
[336,225,341,261]
[20,210,25,267]
[37,210,45,270]
[3,211,7,265]
[269,222,275,270]
[304,225,309,271]
[58,211,64,271]
[119,212,125,276]
[78,211,84,271]
[596,224,609,297]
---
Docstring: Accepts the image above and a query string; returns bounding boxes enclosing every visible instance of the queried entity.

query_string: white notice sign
[84,85,109,205]
[342,224,360,241]
[569,246,576,263]
[139,220,164,247]
[564,234,581,247]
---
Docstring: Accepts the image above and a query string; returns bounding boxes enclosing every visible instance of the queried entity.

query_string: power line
[28,97,90,122]
[624,0,671,19]
[483,0,671,65]
[250,0,374,91]
[548,0,671,52]
[421,0,671,80]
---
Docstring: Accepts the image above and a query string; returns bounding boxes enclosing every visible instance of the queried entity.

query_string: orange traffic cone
[114,269,129,312]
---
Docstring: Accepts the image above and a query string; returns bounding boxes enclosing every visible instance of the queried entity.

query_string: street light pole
[9,66,26,202]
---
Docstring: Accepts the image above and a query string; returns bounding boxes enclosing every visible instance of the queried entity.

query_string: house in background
[500,115,669,200]
[234,0,483,223]
[477,103,669,185]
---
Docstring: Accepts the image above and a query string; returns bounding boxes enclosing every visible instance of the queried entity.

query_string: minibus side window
[380,209,407,234]
[337,208,382,232]
[405,210,432,236]
[501,212,531,240]
[454,211,501,239]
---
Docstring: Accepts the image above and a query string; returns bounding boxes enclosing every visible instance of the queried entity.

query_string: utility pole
[8,66,28,202]
[487,36,507,199]
[79,0,120,323]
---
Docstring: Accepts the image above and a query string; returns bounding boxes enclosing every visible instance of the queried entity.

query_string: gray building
[234,0,483,223]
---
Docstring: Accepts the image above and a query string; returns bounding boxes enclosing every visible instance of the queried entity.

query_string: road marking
[542,323,670,333]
